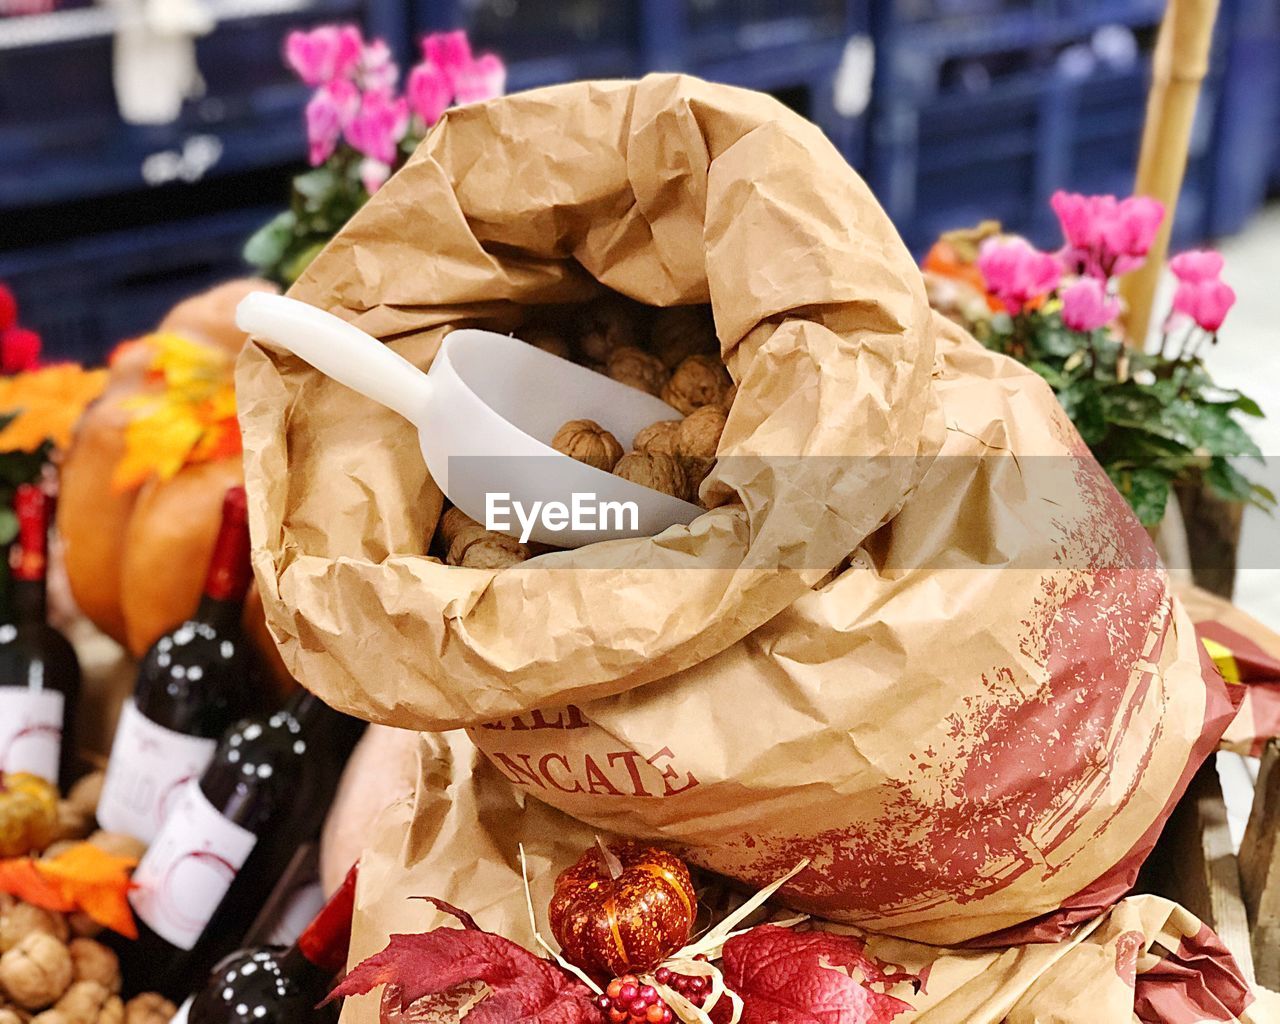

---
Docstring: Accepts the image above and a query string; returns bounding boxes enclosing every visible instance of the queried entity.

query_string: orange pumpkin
[548,843,696,978]
[57,279,292,696]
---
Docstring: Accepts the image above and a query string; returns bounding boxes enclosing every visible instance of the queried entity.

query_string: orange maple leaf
[0,842,138,938]
[0,364,109,453]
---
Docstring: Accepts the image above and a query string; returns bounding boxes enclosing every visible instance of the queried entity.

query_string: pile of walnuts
[428,297,734,565]
[0,900,173,1024]
[539,298,733,505]
[0,773,165,1024]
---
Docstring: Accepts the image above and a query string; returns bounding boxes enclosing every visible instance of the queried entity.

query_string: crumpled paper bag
[237,74,1237,948]
[341,729,1267,1024]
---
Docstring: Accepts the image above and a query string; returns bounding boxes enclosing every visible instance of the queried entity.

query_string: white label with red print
[130,780,256,950]
[97,700,218,844]
[0,688,63,782]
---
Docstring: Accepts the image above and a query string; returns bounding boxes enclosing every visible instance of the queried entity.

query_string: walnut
[122,995,175,1024]
[459,538,531,570]
[0,933,73,1009]
[441,511,532,570]
[660,355,732,416]
[612,453,687,500]
[51,804,90,846]
[675,406,726,504]
[676,406,727,462]
[650,306,717,369]
[606,346,669,396]
[64,776,102,822]
[522,326,571,361]
[41,983,120,1024]
[66,944,116,995]
[0,905,67,953]
[437,507,473,545]
[63,920,97,943]
[632,420,681,457]
[551,420,623,472]
[718,383,737,413]
[574,296,642,366]
[85,834,143,862]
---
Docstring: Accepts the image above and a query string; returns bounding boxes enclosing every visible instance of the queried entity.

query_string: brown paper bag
[1178,583,1280,755]
[343,730,1268,1024]
[237,75,1237,950]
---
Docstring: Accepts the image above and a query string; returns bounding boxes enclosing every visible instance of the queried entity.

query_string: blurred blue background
[1,0,1277,363]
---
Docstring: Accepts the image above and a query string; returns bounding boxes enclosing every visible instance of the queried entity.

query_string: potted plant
[923,193,1271,585]
[244,26,506,286]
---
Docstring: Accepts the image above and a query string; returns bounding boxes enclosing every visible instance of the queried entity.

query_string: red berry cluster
[654,967,709,1008]
[596,975,672,1024]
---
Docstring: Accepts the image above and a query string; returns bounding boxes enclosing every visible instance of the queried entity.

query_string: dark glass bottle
[0,484,82,789]
[125,689,365,999]
[97,486,257,844]
[187,864,358,1024]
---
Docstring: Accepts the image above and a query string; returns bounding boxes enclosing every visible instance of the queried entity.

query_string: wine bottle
[125,689,365,998]
[0,484,82,788]
[186,865,358,1024]
[97,486,257,844]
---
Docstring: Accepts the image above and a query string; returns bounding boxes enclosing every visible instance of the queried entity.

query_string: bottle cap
[297,863,359,975]
[12,484,48,582]
[204,486,253,602]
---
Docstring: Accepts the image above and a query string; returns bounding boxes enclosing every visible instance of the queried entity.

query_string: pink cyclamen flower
[360,38,399,93]
[1061,277,1120,332]
[1169,249,1226,283]
[285,24,363,87]
[344,89,409,167]
[304,79,358,165]
[407,60,452,126]
[1099,195,1164,270]
[360,158,392,194]
[422,30,473,89]
[977,237,1063,315]
[1051,190,1112,256]
[1051,191,1163,277]
[1173,278,1237,333]
[453,51,506,104]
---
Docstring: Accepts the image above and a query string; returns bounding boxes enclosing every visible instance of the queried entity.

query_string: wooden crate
[1149,739,1280,990]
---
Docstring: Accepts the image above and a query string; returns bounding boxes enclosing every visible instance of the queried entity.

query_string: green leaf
[1107,465,1171,527]
[1251,481,1278,511]
[1232,394,1265,418]
[1028,361,1065,388]
[243,211,297,277]
[0,450,49,487]
[1063,384,1107,446]
[292,166,345,211]
[281,239,329,285]
[1204,457,1256,503]
[1181,404,1263,460]
[0,509,18,547]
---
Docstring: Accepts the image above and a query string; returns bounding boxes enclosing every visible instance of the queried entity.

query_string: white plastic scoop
[236,293,704,548]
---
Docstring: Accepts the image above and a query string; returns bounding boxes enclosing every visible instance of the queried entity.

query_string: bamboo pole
[1119,0,1221,346]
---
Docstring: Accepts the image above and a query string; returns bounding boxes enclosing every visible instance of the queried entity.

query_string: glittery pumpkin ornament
[548,841,696,978]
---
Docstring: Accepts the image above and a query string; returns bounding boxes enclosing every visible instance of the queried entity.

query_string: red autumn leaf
[410,896,481,931]
[721,926,918,1024]
[327,914,600,1024]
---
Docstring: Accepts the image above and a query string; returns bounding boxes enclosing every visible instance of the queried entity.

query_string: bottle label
[130,779,257,951]
[97,699,218,844]
[0,688,64,782]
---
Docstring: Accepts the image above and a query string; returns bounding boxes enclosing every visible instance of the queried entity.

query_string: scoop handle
[236,293,431,425]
